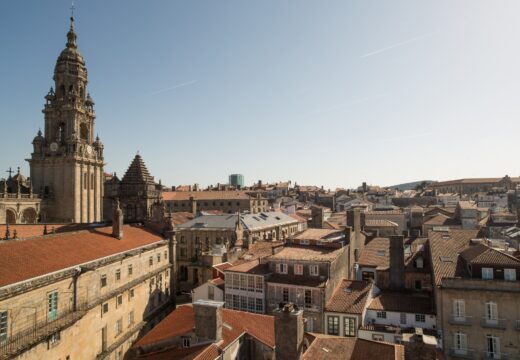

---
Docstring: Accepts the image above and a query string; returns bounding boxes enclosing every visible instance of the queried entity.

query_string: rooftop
[325,280,373,314]
[163,191,252,201]
[0,224,164,287]
[225,259,270,275]
[367,291,435,315]
[269,245,345,262]
[293,228,344,241]
[302,333,404,360]
[133,305,274,359]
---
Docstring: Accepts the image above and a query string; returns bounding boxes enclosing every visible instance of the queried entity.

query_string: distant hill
[387,180,434,191]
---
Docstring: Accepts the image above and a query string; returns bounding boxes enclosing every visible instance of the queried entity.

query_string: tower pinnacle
[66,16,77,49]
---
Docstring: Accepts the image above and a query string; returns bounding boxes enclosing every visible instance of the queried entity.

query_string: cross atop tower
[70,2,75,19]
[6,167,13,178]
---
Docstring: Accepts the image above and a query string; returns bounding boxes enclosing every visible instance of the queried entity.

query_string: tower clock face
[50,142,59,152]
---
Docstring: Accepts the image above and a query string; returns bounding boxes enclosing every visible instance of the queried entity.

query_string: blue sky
[1,1,520,189]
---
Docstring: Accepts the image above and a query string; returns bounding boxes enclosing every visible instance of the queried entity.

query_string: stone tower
[27,17,104,223]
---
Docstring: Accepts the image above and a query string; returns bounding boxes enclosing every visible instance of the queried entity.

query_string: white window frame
[482,267,493,280]
[504,268,516,281]
[454,332,468,354]
[454,299,465,319]
[309,265,319,276]
[294,264,303,275]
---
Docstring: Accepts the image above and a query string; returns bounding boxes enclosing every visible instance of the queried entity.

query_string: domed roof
[54,17,87,78]
[32,129,44,143]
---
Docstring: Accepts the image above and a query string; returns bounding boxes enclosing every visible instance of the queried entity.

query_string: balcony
[482,352,508,360]
[448,315,472,326]
[448,348,474,359]
[481,318,506,329]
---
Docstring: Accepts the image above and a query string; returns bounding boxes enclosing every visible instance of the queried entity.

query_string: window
[400,313,407,325]
[304,290,312,308]
[309,265,319,276]
[255,277,263,292]
[454,332,467,352]
[182,336,191,348]
[376,311,386,319]
[294,264,303,275]
[116,269,121,281]
[255,298,263,313]
[300,239,310,245]
[180,236,185,244]
[157,254,161,263]
[128,311,134,327]
[47,291,58,321]
[0,311,7,342]
[415,257,424,269]
[415,280,422,290]
[180,248,187,258]
[232,274,239,289]
[100,274,107,287]
[233,295,239,309]
[248,276,255,291]
[276,263,288,274]
[225,294,232,308]
[248,297,255,312]
[115,318,123,336]
[505,268,516,281]
[128,264,133,276]
[485,302,498,321]
[149,256,153,267]
[102,303,109,314]
[487,335,500,357]
[344,317,356,337]
[283,288,289,302]
[164,250,168,260]
[117,295,123,307]
[372,334,384,341]
[240,275,247,290]
[415,314,425,323]
[129,288,135,300]
[482,267,493,280]
[240,296,247,311]
[305,317,314,332]
[454,299,465,318]
[327,316,339,335]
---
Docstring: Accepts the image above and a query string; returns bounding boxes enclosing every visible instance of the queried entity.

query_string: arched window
[5,209,16,224]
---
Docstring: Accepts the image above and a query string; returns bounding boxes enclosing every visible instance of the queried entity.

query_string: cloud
[147,80,198,96]
[360,33,432,58]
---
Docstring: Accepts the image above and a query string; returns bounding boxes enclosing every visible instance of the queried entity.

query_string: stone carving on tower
[27,16,104,223]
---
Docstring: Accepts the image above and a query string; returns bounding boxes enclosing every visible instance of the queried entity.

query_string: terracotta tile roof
[288,213,308,223]
[209,278,225,290]
[225,259,269,275]
[134,305,274,359]
[367,291,435,315]
[358,237,390,269]
[172,212,195,225]
[293,228,344,241]
[429,229,480,286]
[269,245,345,262]
[239,241,284,262]
[459,242,520,266]
[302,334,403,360]
[0,225,164,287]
[0,223,86,240]
[213,262,233,273]
[325,280,372,314]
[364,219,398,228]
[422,214,460,226]
[162,191,252,201]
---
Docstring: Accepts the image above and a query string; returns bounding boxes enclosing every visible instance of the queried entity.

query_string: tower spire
[66,3,77,49]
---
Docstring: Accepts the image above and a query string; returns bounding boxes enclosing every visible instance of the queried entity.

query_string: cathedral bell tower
[27,16,104,223]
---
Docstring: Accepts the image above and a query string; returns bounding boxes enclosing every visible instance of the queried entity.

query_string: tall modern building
[229,174,244,188]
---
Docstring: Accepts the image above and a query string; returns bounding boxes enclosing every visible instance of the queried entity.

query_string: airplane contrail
[360,33,432,58]
[148,80,198,96]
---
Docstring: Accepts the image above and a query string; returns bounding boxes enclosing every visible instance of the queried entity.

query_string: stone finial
[113,198,124,239]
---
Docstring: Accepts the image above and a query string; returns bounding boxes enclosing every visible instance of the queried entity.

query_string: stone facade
[27,18,104,223]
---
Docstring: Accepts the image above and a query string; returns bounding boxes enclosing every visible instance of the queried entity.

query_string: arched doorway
[5,209,16,224]
[21,208,37,224]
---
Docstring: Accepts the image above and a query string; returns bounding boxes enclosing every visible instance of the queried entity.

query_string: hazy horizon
[1,1,519,189]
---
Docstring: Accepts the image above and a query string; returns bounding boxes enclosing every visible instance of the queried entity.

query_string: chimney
[344,226,352,244]
[193,300,223,342]
[389,235,405,289]
[189,196,197,215]
[113,199,124,239]
[354,207,361,242]
[274,303,304,360]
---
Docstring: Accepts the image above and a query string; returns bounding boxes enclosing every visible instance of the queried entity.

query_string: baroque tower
[27,17,104,223]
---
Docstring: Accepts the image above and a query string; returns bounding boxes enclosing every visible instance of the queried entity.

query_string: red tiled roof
[288,213,308,223]
[367,291,435,315]
[172,212,195,225]
[0,225,164,287]
[293,228,343,241]
[134,305,274,359]
[325,280,372,314]
[302,334,403,360]
[358,237,390,269]
[226,259,269,274]
[0,224,86,240]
